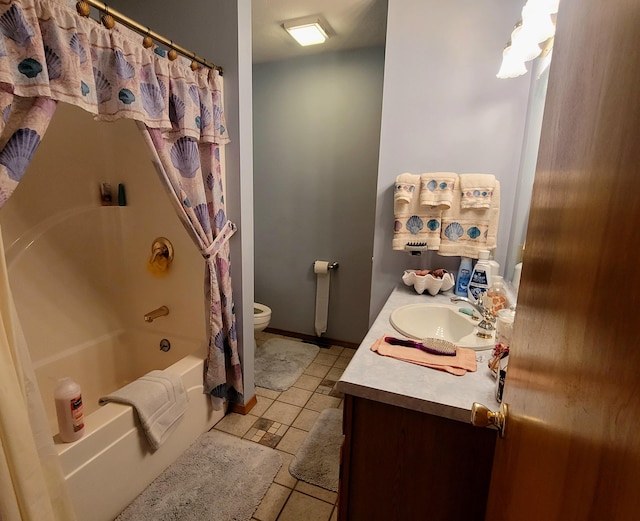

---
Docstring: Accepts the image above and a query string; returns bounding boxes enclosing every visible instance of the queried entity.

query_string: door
[485,0,640,519]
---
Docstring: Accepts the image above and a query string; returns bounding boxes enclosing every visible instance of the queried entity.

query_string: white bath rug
[254,338,320,391]
[289,408,343,491]
[115,430,282,521]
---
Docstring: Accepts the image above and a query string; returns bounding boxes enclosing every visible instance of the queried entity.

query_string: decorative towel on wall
[393,173,442,251]
[419,172,458,209]
[99,370,188,451]
[459,173,496,209]
[394,172,419,204]
[438,177,500,258]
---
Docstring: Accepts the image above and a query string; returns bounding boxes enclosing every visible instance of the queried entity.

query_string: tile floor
[212,332,354,521]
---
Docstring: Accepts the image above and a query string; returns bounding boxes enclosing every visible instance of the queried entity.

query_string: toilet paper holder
[313,261,339,270]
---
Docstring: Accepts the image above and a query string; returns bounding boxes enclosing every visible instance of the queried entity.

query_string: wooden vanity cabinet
[338,394,496,521]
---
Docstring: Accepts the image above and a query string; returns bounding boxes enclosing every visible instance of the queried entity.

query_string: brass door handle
[471,402,509,438]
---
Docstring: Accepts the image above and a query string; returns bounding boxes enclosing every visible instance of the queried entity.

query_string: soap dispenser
[468,250,492,301]
[483,275,509,316]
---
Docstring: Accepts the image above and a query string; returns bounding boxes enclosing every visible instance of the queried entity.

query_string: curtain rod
[76,0,222,74]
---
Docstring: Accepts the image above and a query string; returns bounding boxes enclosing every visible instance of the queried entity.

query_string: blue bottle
[455,257,472,296]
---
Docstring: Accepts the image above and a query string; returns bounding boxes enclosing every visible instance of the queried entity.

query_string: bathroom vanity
[336,287,500,520]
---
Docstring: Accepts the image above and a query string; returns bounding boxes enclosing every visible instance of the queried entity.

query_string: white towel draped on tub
[99,370,188,451]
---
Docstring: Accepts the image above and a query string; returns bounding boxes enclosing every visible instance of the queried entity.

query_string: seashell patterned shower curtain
[0,0,242,518]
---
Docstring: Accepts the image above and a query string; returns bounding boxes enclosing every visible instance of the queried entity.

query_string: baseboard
[229,394,257,415]
[264,327,359,350]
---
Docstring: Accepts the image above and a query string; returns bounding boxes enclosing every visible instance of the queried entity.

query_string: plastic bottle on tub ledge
[455,256,473,296]
[54,377,85,442]
[468,249,492,302]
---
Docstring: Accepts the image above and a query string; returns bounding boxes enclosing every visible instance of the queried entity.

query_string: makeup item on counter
[512,262,523,295]
[495,356,508,403]
[489,308,516,376]
[99,182,112,205]
[54,377,85,442]
[455,256,473,296]
[117,183,127,206]
[468,249,492,301]
[383,336,457,356]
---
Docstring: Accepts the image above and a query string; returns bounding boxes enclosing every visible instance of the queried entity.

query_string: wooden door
[485,0,640,519]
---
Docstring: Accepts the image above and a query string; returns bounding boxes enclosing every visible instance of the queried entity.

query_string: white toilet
[253,302,272,334]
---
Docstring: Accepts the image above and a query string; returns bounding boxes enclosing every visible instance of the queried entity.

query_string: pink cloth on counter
[370,337,477,376]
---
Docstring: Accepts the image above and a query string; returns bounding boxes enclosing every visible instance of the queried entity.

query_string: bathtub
[35,329,225,521]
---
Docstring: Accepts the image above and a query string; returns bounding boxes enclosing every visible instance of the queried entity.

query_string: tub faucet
[450,296,495,338]
[144,305,169,323]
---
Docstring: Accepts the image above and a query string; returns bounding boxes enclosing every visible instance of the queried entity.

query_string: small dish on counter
[402,269,455,295]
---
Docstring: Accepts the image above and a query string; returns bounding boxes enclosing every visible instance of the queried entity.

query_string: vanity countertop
[336,285,500,423]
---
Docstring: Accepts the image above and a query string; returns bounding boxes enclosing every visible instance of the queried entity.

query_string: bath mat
[289,408,343,492]
[255,338,320,391]
[115,430,282,521]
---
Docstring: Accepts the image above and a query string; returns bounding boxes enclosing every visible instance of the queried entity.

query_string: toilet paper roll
[314,261,331,336]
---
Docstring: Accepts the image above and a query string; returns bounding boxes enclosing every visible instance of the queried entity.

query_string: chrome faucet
[144,305,169,323]
[450,296,495,338]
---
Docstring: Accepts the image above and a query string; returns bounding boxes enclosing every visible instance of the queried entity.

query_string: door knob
[471,402,509,438]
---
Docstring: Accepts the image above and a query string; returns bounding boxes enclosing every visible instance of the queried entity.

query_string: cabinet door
[339,395,495,520]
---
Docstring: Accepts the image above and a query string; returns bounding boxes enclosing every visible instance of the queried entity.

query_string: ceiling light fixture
[283,15,330,47]
[497,0,559,79]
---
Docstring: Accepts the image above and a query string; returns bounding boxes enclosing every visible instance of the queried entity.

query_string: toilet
[253,302,272,334]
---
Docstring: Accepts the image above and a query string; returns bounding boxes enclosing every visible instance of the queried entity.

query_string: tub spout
[144,305,169,323]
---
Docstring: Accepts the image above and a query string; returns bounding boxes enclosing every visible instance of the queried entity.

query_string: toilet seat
[254,302,271,315]
[254,302,272,333]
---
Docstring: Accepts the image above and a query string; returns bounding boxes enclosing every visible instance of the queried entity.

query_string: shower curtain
[0,0,242,518]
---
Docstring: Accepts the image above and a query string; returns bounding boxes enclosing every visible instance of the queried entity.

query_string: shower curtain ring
[168,41,178,61]
[76,1,91,17]
[190,51,199,71]
[101,5,115,29]
[143,28,153,48]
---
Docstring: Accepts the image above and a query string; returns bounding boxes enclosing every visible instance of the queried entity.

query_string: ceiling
[252,0,388,64]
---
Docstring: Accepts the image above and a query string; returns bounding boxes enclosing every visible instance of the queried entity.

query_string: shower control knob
[159,339,171,352]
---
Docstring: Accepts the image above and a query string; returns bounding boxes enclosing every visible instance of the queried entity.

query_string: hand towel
[370,337,477,375]
[419,172,458,209]
[437,178,500,258]
[393,173,442,251]
[99,370,187,450]
[459,173,496,209]
[394,172,419,204]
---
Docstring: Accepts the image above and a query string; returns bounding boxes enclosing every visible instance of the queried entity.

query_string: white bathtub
[35,330,225,521]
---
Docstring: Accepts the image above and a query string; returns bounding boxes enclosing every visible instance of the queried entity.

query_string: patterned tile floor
[212,331,354,521]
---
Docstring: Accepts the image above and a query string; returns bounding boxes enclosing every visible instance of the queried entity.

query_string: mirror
[504,59,551,286]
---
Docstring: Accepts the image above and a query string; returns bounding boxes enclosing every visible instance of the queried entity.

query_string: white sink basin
[389,303,494,350]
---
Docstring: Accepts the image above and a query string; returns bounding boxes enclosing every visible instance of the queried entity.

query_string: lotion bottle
[488,249,500,279]
[54,377,85,442]
[468,250,492,301]
[455,257,473,296]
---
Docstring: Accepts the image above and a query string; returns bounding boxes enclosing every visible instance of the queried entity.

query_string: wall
[108,0,256,399]
[0,103,206,367]
[370,0,533,321]
[253,47,384,344]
